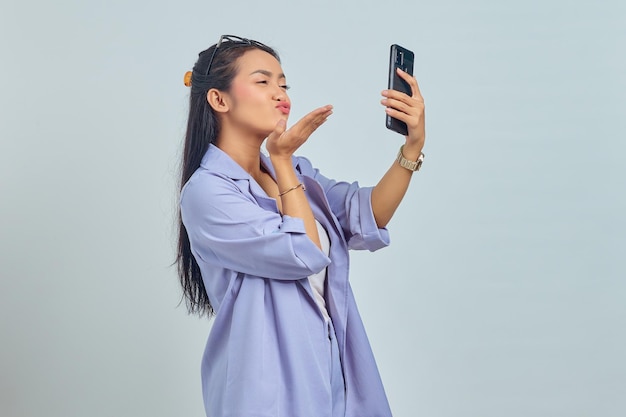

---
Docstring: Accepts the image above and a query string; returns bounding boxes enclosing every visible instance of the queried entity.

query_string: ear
[207,88,230,113]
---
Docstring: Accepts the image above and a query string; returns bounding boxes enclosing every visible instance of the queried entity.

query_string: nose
[273,85,288,102]
[274,91,286,102]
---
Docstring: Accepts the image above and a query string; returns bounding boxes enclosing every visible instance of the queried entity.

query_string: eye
[281,85,291,91]
[256,80,268,85]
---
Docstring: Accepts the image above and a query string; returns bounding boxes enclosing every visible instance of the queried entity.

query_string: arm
[297,157,390,252]
[272,157,322,249]
[371,68,426,228]
[266,105,334,249]
[180,172,331,280]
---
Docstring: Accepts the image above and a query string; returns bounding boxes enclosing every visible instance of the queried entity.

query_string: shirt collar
[199,144,251,180]
[200,144,300,180]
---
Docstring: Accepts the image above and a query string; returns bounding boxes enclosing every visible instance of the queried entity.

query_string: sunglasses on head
[204,35,269,77]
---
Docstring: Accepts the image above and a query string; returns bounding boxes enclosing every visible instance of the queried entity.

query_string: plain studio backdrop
[1,1,624,416]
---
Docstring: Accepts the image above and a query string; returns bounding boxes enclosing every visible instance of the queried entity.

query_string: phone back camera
[396,51,404,65]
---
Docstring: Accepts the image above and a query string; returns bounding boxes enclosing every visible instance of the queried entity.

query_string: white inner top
[308,219,330,322]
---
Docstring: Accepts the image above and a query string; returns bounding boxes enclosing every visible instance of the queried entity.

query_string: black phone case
[386,44,415,136]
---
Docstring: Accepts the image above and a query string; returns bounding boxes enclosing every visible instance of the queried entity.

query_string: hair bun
[183,71,192,87]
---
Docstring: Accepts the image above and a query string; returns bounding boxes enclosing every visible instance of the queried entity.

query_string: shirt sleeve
[297,157,390,252]
[180,171,331,280]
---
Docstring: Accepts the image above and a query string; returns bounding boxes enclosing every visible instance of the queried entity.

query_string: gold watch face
[416,152,424,170]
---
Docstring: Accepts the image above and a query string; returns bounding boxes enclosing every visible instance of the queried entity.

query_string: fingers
[396,68,423,101]
[381,70,424,116]
[384,105,418,128]
[300,105,334,127]
[381,93,424,124]
[381,72,425,142]
[382,96,418,115]
[267,105,333,158]
[267,119,287,143]
[291,105,333,138]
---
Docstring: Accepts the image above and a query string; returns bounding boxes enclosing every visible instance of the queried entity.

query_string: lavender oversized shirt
[180,144,393,417]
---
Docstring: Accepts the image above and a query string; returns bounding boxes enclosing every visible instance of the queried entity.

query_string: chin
[258,116,289,139]
[270,116,289,130]
[259,126,276,139]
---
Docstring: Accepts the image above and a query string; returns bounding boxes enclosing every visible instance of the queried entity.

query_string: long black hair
[177,38,280,317]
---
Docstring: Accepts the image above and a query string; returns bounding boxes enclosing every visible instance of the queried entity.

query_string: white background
[1,1,625,416]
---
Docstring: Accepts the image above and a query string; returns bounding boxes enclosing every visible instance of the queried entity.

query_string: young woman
[177,35,425,417]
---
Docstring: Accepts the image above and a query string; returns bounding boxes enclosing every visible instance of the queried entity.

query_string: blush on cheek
[231,82,253,99]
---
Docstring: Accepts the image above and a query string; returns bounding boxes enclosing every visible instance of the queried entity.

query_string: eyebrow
[249,69,286,79]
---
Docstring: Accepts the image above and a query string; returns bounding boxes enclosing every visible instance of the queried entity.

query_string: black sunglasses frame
[204,35,269,77]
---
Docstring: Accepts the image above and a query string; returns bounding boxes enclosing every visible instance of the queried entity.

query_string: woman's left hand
[266,105,333,162]
[381,68,426,152]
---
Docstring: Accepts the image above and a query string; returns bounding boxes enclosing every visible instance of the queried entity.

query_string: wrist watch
[396,145,425,171]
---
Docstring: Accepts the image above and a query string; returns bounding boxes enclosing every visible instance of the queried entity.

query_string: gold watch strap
[396,145,425,171]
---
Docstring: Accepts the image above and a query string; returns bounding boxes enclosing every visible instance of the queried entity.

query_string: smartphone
[386,44,415,135]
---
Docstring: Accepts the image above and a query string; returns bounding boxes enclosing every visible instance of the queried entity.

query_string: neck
[216,125,266,176]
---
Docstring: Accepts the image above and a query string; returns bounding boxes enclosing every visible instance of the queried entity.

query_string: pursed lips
[276,103,291,114]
